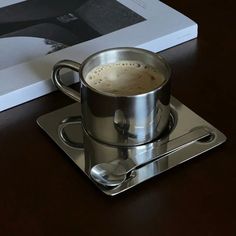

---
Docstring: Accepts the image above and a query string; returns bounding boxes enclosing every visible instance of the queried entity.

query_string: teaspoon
[90,127,212,187]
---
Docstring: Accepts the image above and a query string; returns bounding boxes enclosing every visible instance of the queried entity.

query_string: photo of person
[0,0,145,70]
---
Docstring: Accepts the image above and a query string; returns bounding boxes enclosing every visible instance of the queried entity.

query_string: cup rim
[79,47,171,98]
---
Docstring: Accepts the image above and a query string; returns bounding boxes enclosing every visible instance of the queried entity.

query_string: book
[0,0,197,112]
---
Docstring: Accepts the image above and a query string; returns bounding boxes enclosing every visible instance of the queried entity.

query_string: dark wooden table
[0,1,235,235]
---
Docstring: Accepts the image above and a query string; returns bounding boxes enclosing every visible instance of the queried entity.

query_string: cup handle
[58,116,84,149]
[52,60,81,102]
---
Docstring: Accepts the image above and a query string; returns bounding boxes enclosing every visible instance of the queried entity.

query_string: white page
[0,0,26,8]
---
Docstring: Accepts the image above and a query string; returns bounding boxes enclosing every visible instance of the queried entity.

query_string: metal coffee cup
[52,47,171,146]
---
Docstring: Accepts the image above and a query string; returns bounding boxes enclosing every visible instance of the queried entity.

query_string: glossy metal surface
[37,97,226,196]
[51,47,171,146]
[90,127,212,187]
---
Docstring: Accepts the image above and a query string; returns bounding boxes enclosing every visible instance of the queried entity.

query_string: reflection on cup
[52,47,171,146]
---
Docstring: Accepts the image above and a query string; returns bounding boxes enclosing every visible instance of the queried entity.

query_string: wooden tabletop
[0,1,235,235]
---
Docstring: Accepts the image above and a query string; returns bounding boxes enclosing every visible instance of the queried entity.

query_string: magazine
[0,0,197,112]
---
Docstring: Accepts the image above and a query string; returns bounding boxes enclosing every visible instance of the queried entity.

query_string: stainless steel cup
[52,47,171,146]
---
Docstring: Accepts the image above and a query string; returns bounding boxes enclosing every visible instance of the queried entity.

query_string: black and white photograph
[0,0,145,70]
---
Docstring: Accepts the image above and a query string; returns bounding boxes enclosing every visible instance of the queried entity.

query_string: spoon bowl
[90,162,127,187]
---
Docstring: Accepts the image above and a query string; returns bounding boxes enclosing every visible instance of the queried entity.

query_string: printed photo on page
[0,0,145,70]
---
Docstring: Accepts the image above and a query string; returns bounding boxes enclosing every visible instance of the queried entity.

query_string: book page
[0,0,197,111]
[0,0,145,70]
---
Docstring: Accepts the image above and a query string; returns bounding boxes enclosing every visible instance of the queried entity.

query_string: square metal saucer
[37,97,226,196]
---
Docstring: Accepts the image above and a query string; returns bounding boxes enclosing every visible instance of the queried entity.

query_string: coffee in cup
[84,60,166,96]
[52,47,171,146]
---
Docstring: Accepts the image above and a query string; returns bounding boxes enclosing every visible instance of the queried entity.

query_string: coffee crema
[85,60,165,96]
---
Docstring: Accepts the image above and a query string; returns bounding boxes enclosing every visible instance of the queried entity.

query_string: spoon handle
[122,126,212,173]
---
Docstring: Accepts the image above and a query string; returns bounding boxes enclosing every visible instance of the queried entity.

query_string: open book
[0,0,197,112]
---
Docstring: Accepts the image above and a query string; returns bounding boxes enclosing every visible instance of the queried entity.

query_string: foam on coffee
[85,60,165,96]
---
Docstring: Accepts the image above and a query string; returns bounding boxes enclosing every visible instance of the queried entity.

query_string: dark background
[0,1,235,235]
